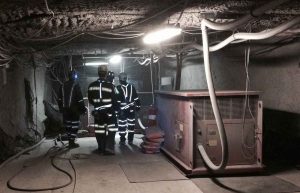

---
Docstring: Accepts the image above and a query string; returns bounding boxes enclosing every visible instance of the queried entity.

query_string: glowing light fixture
[143,27,182,45]
[85,62,109,66]
[109,55,122,64]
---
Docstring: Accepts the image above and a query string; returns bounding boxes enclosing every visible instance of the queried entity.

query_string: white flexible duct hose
[198,0,291,171]
[184,17,300,53]
[0,138,46,170]
[138,58,151,65]
[210,17,300,51]
[198,17,300,170]
[181,0,292,53]
[138,118,147,130]
[202,0,291,31]
[199,24,228,170]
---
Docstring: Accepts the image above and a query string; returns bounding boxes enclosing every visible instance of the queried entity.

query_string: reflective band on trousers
[108,128,118,132]
[90,124,105,128]
[65,121,80,124]
[102,99,112,103]
[93,99,112,103]
[65,125,79,129]
[95,130,105,134]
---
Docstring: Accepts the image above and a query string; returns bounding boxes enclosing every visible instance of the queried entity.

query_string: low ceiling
[0,0,300,57]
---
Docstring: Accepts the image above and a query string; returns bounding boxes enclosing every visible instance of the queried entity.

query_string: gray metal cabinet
[156,90,263,176]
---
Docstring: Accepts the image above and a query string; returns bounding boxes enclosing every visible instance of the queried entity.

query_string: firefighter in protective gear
[116,72,141,145]
[88,66,118,154]
[57,70,86,147]
[107,71,119,116]
[106,71,118,146]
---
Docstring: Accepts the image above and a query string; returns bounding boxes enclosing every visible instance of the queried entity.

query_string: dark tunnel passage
[0,1,300,193]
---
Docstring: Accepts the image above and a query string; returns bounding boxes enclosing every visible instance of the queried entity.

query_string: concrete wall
[0,55,46,162]
[249,42,300,114]
[159,42,299,114]
[159,50,246,91]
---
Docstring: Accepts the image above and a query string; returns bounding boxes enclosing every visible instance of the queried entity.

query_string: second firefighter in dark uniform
[88,66,118,154]
[116,72,141,144]
[57,70,86,147]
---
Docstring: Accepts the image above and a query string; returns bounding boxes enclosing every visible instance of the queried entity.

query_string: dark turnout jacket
[57,80,86,115]
[88,78,119,113]
[116,83,141,111]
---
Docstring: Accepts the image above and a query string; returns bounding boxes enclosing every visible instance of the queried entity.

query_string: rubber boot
[104,132,115,155]
[68,138,79,148]
[119,133,126,145]
[128,132,134,145]
[96,134,106,154]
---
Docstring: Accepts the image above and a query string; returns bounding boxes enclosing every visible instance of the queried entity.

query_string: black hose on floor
[6,146,75,192]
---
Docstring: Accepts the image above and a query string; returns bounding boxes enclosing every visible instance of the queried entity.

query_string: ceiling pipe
[197,0,291,171]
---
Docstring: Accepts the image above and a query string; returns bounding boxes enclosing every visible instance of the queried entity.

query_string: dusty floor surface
[0,135,300,193]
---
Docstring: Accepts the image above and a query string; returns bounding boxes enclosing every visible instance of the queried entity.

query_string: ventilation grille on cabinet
[193,96,258,120]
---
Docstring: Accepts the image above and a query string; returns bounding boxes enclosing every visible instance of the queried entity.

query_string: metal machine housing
[155,90,263,175]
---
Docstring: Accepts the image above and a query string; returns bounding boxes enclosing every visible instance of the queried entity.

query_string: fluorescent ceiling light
[109,55,122,64]
[143,27,182,45]
[85,62,108,66]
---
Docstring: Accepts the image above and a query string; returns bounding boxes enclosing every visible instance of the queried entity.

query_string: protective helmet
[68,70,78,81]
[98,65,108,78]
[118,72,127,82]
[107,71,115,83]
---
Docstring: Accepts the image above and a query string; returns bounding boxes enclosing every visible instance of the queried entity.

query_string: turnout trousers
[63,111,80,139]
[93,109,118,153]
[118,107,136,143]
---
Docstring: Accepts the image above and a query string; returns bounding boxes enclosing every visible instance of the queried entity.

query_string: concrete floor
[0,135,300,193]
